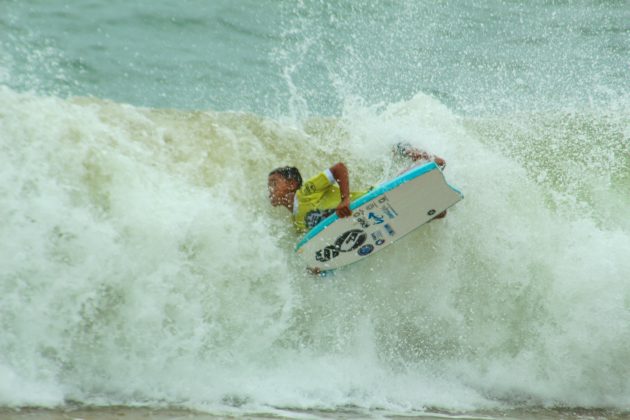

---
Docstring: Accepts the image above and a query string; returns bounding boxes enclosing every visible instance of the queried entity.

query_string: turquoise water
[2,0,628,114]
[1,0,629,417]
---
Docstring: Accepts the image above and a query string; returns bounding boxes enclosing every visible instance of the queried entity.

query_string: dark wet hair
[269,166,302,188]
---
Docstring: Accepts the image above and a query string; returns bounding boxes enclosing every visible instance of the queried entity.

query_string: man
[268,143,446,233]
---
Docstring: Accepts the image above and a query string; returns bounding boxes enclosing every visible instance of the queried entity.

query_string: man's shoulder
[300,169,335,195]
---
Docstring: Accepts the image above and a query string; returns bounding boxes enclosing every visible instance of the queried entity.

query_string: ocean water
[1,0,629,418]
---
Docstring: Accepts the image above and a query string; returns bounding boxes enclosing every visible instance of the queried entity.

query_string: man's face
[268,174,296,206]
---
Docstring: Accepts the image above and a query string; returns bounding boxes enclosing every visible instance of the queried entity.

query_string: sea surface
[1,0,629,418]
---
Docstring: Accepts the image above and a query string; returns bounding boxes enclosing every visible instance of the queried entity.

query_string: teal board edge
[295,161,463,252]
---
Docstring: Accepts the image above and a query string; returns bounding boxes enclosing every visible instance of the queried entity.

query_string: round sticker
[358,244,374,256]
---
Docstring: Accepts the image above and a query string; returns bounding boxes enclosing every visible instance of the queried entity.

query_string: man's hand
[336,198,352,218]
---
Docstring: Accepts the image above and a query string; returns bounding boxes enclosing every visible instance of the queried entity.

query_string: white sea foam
[0,86,628,413]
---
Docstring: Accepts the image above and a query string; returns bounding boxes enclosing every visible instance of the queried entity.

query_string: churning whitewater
[1,0,629,416]
[1,85,629,413]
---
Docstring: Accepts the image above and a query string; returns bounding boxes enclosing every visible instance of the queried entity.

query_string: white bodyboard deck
[295,162,463,271]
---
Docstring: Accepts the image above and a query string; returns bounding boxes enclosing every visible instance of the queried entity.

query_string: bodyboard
[295,161,463,271]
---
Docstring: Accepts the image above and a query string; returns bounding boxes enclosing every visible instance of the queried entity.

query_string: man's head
[268,166,302,207]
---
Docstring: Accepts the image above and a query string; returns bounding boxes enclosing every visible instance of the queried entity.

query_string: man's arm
[407,149,446,169]
[395,143,446,169]
[329,162,352,218]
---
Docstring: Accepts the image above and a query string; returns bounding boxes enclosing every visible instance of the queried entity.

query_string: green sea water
[2,0,628,114]
[0,0,629,417]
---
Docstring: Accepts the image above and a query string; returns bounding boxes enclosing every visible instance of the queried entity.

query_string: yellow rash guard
[293,169,367,232]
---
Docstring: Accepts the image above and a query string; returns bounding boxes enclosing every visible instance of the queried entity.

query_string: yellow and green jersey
[292,169,367,232]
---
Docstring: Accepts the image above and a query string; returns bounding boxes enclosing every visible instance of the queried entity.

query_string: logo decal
[314,229,367,262]
[315,246,339,262]
[334,229,367,252]
[303,182,316,194]
[358,244,374,256]
[367,212,384,225]
[305,209,335,229]
[371,231,385,246]
[381,203,398,219]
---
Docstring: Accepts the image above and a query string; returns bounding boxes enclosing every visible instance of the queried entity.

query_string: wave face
[1,0,629,416]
